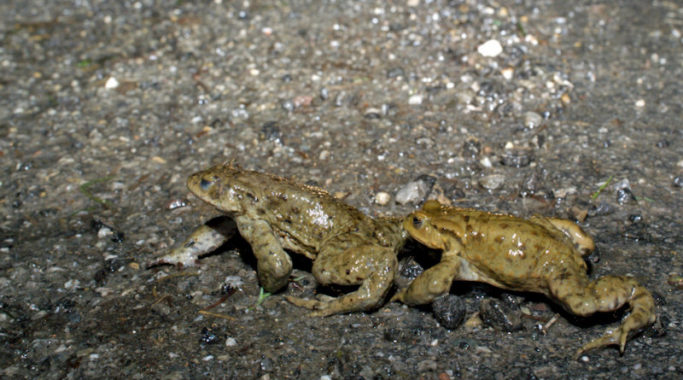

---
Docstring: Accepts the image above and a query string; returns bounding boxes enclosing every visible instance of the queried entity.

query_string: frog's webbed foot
[574,326,628,360]
[284,295,340,317]
[146,217,236,268]
[550,275,656,358]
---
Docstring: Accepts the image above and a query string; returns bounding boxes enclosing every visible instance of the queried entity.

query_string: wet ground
[1,0,681,378]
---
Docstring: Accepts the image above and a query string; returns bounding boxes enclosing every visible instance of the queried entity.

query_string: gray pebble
[479,298,523,332]
[395,180,429,204]
[523,111,543,128]
[479,174,506,190]
[432,294,466,330]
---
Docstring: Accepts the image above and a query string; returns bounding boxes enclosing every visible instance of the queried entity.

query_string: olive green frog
[392,200,656,357]
[149,164,407,316]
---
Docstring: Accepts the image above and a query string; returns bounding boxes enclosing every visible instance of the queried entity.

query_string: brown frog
[148,164,407,316]
[392,200,656,357]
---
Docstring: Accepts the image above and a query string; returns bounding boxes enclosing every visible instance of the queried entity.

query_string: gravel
[1,0,681,378]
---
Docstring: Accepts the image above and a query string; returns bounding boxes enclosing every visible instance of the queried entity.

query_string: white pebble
[226,337,237,346]
[319,150,330,160]
[374,192,391,205]
[501,67,514,80]
[104,77,119,89]
[408,94,423,105]
[477,39,503,57]
[554,186,577,198]
[479,156,493,168]
[635,99,645,107]
[97,226,113,239]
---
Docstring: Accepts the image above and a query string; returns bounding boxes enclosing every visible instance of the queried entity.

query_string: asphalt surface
[1,1,681,378]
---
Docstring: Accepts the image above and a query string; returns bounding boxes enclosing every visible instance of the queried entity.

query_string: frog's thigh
[546,218,595,255]
[309,244,398,315]
[235,217,293,292]
[395,255,461,306]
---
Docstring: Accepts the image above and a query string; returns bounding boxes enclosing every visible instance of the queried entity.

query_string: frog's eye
[199,178,214,191]
[411,216,424,229]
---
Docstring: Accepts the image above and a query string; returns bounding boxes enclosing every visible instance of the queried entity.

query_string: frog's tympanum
[149,165,407,316]
[392,200,656,357]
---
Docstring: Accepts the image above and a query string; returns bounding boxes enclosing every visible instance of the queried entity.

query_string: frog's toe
[574,327,624,359]
[284,295,320,310]
[309,308,335,317]
[390,290,405,303]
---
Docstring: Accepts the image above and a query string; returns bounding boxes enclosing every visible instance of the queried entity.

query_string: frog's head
[403,200,448,250]
[187,165,244,213]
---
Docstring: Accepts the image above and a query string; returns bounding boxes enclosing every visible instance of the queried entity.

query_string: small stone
[97,226,113,239]
[226,337,237,346]
[561,93,571,104]
[200,327,220,345]
[375,192,391,205]
[364,107,381,119]
[553,186,577,198]
[479,174,505,190]
[395,180,430,204]
[432,294,466,330]
[501,67,514,80]
[616,188,637,205]
[635,99,645,107]
[501,147,533,168]
[479,298,522,332]
[395,257,424,289]
[105,77,119,89]
[386,67,405,78]
[479,156,493,168]
[523,111,543,128]
[408,94,423,105]
[64,279,80,290]
[477,39,503,57]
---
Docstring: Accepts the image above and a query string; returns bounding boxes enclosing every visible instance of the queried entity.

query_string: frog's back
[227,168,370,248]
[445,208,587,290]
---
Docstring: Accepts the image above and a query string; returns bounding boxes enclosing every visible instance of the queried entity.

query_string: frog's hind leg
[548,274,656,358]
[530,216,595,257]
[286,243,397,317]
[146,217,237,268]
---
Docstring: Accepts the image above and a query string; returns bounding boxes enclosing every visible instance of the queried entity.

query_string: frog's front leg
[391,254,461,306]
[548,273,656,358]
[235,216,293,293]
[286,242,397,317]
